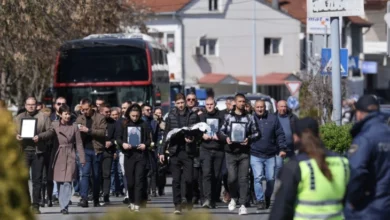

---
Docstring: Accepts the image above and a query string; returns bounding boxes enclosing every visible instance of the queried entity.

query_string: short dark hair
[25,96,37,104]
[141,103,152,110]
[122,100,132,105]
[235,93,246,100]
[96,96,105,101]
[175,93,185,102]
[55,96,66,102]
[226,96,234,101]
[58,104,71,115]
[99,103,111,109]
[81,98,92,105]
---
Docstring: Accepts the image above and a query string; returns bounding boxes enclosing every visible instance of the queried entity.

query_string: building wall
[364,8,387,42]
[145,16,183,82]
[180,0,302,85]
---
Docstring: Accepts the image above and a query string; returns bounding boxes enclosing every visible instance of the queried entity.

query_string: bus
[49,33,170,108]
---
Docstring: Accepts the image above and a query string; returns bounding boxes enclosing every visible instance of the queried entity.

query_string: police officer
[344,95,390,219]
[270,117,349,220]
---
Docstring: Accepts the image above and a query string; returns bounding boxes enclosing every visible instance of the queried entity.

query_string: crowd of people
[4,91,390,219]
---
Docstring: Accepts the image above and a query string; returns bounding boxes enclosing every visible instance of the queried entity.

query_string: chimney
[272,0,279,9]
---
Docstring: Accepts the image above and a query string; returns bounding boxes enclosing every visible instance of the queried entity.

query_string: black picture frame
[127,126,142,148]
[20,118,38,139]
[206,118,219,137]
[230,122,247,143]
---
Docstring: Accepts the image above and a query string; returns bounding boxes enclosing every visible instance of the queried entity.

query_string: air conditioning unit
[194,46,201,56]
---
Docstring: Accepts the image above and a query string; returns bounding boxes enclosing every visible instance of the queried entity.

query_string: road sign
[287,96,299,110]
[307,0,364,18]
[307,17,331,34]
[321,48,348,77]
[285,81,302,95]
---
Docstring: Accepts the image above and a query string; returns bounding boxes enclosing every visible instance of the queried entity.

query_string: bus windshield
[55,86,152,108]
[57,46,148,83]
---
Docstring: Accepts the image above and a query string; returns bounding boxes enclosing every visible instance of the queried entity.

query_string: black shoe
[187,202,193,211]
[73,192,80,197]
[39,200,45,208]
[32,205,41,214]
[151,191,157,197]
[256,201,266,211]
[104,195,110,203]
[61,209,69,215]
[78,199,88,208]
[47,200,53,207]
[174,205,182,214]
[94,202,102,207]
[181,199,187,209]
[123,198,129,204]
[265,197,271,209]
[192,197,199,205]
[68,200,72,206]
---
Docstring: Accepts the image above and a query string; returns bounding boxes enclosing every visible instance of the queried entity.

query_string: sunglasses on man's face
[57,102,65,106]
[187,98,196,102]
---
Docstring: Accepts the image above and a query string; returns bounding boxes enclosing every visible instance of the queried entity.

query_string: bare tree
[0,0,150,106]
[298,55,347,124]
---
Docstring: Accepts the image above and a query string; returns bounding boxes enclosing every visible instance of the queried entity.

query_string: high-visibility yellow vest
[294,156,349,220]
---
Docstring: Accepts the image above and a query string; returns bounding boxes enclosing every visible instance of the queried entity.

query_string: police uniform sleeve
[269,158,301,220]
[346,136,372,208]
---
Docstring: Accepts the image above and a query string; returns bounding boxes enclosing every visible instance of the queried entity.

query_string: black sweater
[199,109,225,151]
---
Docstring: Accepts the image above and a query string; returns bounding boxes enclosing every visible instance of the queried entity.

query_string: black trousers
[170,150,193,205]
[225,152,250,205]
[124,153,146,206]
[101,151,113,196]
[200,149,224,202]
[147,151,157,194]
[24,151,45,206]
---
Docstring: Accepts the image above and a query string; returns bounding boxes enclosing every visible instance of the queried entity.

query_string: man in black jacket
[199,97,225,208]
[99,104,116,203]
[218,93,260,216]
[159,93,200,214]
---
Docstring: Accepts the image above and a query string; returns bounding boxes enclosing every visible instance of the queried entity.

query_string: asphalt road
[37,193,271,220]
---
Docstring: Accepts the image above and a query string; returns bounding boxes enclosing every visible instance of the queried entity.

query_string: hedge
[0,109,35,220]
[320,123,353,154]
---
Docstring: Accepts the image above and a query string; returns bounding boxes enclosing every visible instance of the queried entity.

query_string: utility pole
[331,17,342,126]
[252,0,257,93]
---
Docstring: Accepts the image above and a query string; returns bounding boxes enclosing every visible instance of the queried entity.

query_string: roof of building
[198,72,297,86]
[137,0,191,13]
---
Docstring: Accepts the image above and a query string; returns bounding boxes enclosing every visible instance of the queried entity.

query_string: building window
[264,38,282,55]
[150,32,164,44]
[209,0,218,11]
[200,38,218,56]
[167,33,175,52]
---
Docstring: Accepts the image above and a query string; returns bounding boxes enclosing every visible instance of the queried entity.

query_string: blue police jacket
[344,112,390,219]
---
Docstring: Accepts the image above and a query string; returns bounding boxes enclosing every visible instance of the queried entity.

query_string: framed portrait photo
[206,118,219,137]
[230,122,247,143]
[20,118,37,139]
[127,126,142,148]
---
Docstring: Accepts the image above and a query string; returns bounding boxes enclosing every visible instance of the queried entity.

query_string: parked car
[215,93,277,114]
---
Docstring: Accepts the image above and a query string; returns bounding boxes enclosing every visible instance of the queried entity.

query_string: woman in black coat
[116,104,151,212]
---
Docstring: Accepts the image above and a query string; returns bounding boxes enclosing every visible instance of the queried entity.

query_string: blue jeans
[80,149,102,201]
[275,155,283,178]
[250,155,276,202]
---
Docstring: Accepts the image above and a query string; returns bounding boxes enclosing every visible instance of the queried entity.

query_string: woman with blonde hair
[270,117,349,220]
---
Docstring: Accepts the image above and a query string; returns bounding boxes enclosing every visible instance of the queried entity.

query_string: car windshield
[55,86,152,108]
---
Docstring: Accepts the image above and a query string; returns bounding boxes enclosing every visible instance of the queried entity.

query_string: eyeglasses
[57,103,65,106]
[187,98,196,101]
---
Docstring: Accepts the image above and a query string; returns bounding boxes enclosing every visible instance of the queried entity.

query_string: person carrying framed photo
[218,93,260,216]
[116,104,151,212]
